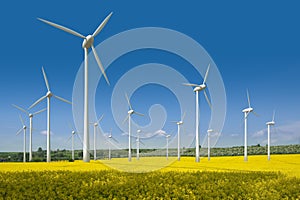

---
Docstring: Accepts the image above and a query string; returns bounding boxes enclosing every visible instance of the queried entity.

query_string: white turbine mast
[183,63,212,162]
[38,12,113,162]
[207,129,214,161]
[172,112,186,161]
[12,104,45,161]
[89,114,104,161]
[165,134,171,160]
[16,114,27,162]
[106,128,118,160]
[123,93,144,162]
[29,67,72,162]
[266,110,275,161]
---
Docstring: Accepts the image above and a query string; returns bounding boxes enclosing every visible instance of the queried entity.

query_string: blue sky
[1,0,300,152]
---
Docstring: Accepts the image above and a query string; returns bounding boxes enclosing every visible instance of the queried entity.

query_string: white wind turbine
[67,125,82,161]
[172,112,186,161]
[165,134,171,160]
[12,104,46,161]
[242,90,257,161]
[16,115,27,162]
[29,67,72,162]
[123,93,144,162]
[207,129,214,161]
[136,129,141,160]
[106,129,118,160]
[90,114,104,161]
[183,64,212,162]
[266,111,275,161]
[38,12,113,162]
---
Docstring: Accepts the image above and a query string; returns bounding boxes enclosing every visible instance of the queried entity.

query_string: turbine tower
[107,129,118,160]
[242,90,256,161]
[124,93,144,162]
[183,64,212,162]
[266,111,275,161]
[12,104,45,161]
[90,114,104,161]
[16,115,27,162]
[165,134,170,160]
[207,129,214,161]
[136,129,141,160]
[29,67,72,162]
[172,112,185,161]
[38,12,112,162]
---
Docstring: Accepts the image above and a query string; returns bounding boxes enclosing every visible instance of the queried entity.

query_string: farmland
[0,155,299,199]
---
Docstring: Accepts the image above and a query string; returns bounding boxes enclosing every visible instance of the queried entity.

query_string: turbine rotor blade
[181,111,186,121]
[53,95,72,104]
[33,108,46,115]
[16,128,23,135]
[272,110,276,122]
[37,18,85,39]
[92,12,113,37]
[140,140,145,146]
[29,95,47,109]
[97,114,104,124]
[134,112,144,117]
[19,114,25,126]
[125,93,133,110]
[247,89,251,108]
[123,115,129,124]
[12,104,28,114]
[252,111,260,117]
[91,45,110,85]
[42,67,50,91]
[204,90,212,109]
[203,63,211,84]
[182,83,199,87]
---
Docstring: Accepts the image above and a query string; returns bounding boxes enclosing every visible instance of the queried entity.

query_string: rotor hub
[128,110,134,115]
[46,91,53,98]
[94,123,98,127]
[23,126,27,130]
[29,114,33,118]
[82,35,94,49]
[242,107,253,113]
[72,131,76,134]
[193,84,206,92]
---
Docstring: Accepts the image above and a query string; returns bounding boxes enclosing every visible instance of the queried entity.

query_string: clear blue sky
[1,0,300,152]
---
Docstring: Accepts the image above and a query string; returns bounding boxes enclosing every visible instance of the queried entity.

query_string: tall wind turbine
[67,126,82,161]
[29,67,72,162]
[242,90,256,161]
[207,129,214,161]
[136,129,141,160]
[107,129,118,160]
[90,114,104,161]
[16,115,27,162]
[124,93,144,162]
[266,111,275,161]
[165,134,171,160]
[172,112,185,161]
[183,64,212,162]
[12,104,45,162]
[38,12,113,162]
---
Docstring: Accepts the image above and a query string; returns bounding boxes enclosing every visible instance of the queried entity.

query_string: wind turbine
[90,114,104,161]
[136,129,141,160]
[183,64,212,162]
[172,112,186,161]
[16,115,27,162]
[38,12,113,163]
[242,90,257,161]
[12,104,45,161]
[123,93,144,162]
[67,125,82,161]
[106,129,118,160]
[266,111,275,161]
[207,129,214,161]
[165,134,171,160]
[29,67,72,162]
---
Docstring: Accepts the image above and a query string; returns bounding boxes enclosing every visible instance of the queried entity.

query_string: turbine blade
[19,114,25,126]
[203,63,211,84]
[97,114,104,124]
[140,140,145,146]
[53,95,72,104]
[125,93,133,110]
[123,115,129,124]
[91,45,110,85]
[204,90,212,109]
[29,96,47,109]
[134,111,144,117]
[42,67,50,91]
[181,111,186,121]
[182,83,199,87]
[252,111,260,117]
[92,12,113,37]
[16,128,23,135]
[12,104,28,114]
[247,89,251,108]
[66,135,72,142]
[33,108,46,115]
[37,18,85,39]
[272,110,276,122]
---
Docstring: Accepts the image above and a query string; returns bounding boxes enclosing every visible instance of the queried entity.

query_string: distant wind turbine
[16,115,27,162]
[90,114,104,161]
[266,111,275,161]
[12,104,45,161]
[172,112,186,161]
[183,64,212,162]
[165,134,171,160]
[67,124,82,161]
[242,90,257,161]
[29,67,72,162]
[106,129,118,160]
[123,93,144,162]
[38,12,113,162]
[207,129,214,161]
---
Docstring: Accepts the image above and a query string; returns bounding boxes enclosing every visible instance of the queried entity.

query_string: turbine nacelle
[193,84,206,92]
[266,121,275,126]
[82,35,94,49]
[177,121,183,125]
[46,91,53,98]
[29,113,33,118]
[128,109,134,115]
[23,125,27,130]
[72,130,76,135]
[242,107,253,113]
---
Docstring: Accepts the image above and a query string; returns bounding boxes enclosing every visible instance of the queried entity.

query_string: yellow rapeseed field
[0,154,299,177]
